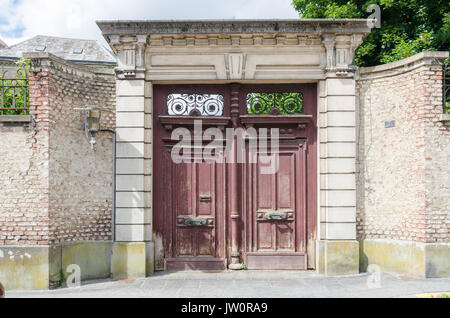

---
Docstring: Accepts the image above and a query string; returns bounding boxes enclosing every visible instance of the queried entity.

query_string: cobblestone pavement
[6,271,450,298]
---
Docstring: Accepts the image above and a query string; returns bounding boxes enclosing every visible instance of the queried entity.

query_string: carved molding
[228,53,244,80]
[106,31,368,80]
[147,34,322,47]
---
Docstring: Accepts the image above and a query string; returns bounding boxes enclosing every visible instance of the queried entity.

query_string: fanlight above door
[246,92,304,115]
[167,94,224,116]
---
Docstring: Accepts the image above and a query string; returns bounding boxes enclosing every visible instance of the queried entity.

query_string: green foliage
[0,58,31,115]
[379,31,434,63]
[292,0,361,18]
[56,268,67,288]
[291,0,450,67]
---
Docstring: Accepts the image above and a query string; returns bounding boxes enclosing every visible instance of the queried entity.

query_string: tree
[291,0,450,67]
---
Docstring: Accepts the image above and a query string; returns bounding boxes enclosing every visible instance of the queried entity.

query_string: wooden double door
[153,84,317,271]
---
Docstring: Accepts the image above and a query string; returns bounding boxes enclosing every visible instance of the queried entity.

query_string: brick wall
[0,52,116,246]
[46,56,115,244]
[0,123,50,245]
[356,52,450,243]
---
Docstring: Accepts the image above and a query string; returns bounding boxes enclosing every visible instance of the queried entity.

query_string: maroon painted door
[153,84,317,271]
[153,85,229,271]
[244,141,308,269]
[162,155,227,270]
[240,84,317,270]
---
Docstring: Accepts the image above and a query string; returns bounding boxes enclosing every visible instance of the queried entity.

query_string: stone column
[317,34,363,275]
[110,35,154,279]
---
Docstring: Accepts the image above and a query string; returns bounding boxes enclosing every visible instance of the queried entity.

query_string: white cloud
[0,0,299,47]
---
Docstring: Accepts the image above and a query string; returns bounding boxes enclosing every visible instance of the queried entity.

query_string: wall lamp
[75,107,113,150]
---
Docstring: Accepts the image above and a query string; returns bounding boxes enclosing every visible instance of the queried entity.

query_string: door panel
[171,161,216,258]
[246,142,307,269]
[162,143,226,270]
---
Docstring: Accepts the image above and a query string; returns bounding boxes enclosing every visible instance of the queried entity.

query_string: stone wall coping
[97,19,373,36]
[358,51,449,78]
[23,51,115,77]
[0,115,33,123]
[0,241,113,248]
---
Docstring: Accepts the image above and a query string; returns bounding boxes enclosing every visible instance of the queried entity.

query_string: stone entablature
[97,19,371,80]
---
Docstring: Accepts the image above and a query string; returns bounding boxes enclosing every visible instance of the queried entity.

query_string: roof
[0,35,116,65]
[97,19,373,36]
[0,38,7,49]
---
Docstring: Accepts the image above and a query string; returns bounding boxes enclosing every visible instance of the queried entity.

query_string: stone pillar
[110,35,154,279]
[317,34,363,275]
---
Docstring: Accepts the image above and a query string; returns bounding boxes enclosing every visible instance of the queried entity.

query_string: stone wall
[0,52,116,245]
[0,53,116,289]
[0,118,49,245]
[356,51,450,277]
[44,54,115,243]
[357,51,449,243]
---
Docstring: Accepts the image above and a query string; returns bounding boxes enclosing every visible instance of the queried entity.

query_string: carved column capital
[135,35,148,70]
[348,33,365,67]
[322,34,336,71]
[111,35,148,79]
[323,33,364,77]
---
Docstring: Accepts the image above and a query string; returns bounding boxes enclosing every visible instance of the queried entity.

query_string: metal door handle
[265,212,288,220]
[199,195,212,202]
[185,217,207,227]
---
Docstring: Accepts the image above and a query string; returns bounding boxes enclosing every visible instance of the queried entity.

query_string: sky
[0,0,299,48]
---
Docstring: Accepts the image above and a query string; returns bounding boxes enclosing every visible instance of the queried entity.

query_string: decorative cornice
[97,19,373,36]
[97,19,373,81]
[146,33,322,47]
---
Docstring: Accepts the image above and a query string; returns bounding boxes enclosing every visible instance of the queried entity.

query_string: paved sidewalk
[6,271,450,298]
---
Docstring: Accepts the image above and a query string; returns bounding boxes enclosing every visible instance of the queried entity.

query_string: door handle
[199,194,212,202]
[185,217,207,227]
[265,212,288,220]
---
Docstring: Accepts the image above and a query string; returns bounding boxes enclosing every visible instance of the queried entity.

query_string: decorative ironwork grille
[167,94,224,116]
[444,59,450,114]
[247,93,304,114]
[0,78,29,115]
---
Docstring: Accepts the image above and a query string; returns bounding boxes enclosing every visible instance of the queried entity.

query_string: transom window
[247,93,304,114]
[167,94,224,116]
